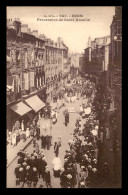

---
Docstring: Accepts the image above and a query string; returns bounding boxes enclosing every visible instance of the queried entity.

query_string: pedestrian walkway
[7,136,35,168]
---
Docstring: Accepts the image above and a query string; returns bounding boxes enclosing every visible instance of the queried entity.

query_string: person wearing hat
[54,138,61,157]
[89,167,98,188]
[78,165,88,185]
[25,165,32,187]
[30,156,36,169]
[19,167,25,188]
[60,168,66,188]
[24,157,27,162]
[22,161,27,168]
[17,148,25,159]
[67,164,77,188]
[44,166,51,188]
[65,174,74,188]
[78,181,86,188]
[14,164,21,186]
[64,149,71,159]
[36,155,42,179]
[41,157,47,181]
[17,156,24,166]
[64,158,69,170]
[92,159,97,168]
[26,156,31,166]
[32,167,38,187]
[24,150,28,158]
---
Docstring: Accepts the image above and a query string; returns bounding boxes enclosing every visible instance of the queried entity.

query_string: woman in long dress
[26,128,30,139]
[12,133,16,148]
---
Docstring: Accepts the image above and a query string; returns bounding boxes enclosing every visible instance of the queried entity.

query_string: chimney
[32,30,38,37]
[7,18,14,28]
[57,37,61,43]
[21,24,28,33]
[14,18,20,22]
[27,28,31,34]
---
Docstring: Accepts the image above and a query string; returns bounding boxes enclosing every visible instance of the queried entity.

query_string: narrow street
[6,7,122,189]
[7,98,84,188]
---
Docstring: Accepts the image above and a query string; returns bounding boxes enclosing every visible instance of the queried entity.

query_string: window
[23,72,29,90]
[24,51,28,68]
[30,71,34,88]
[36,41,38,47]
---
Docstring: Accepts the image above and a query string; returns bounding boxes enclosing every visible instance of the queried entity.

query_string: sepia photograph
[6,6,122,188]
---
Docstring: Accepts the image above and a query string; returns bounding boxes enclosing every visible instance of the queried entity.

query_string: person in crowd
[12,132,16,148]
[52,110,57,124]
[19,166,25,188]
[13,77,118,188]
[25,165,32,187]
[67,112,69,124]
[65,174,74,188]
[36,125,40,140]
[31,167,38,188]
[41,126,47,149]
[41,156,47,181]
[54,138,61,157]
[101,162,110,187]
[26,128,30,139]
[14,164,21,186]
[15,128,20,146]
[44,166,52,188]
[21,120,25,131]
[52,154,62,178]
[65,112,69,127]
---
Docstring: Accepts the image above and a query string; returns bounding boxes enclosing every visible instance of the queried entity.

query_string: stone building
[70,53,82,77]
[82,35,111,85]
[6,18,69,132]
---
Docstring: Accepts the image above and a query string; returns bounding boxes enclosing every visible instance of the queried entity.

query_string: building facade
[82,35,111,85]
[108,6,122,135]
[70,53,82,77]
[7,18,69,131]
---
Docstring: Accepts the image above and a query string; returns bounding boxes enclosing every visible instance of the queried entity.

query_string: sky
[7,6,115,54]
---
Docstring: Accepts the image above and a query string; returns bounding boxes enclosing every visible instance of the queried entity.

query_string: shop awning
[10,102,32,116]
[25,95,45,112]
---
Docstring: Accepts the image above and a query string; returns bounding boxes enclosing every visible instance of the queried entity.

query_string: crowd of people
[13,75,120,188]
[58,78,110,188]
[15,148,51,188]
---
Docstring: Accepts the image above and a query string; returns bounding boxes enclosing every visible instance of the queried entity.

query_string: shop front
[8,101,32,132]
[37,87,47,103]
